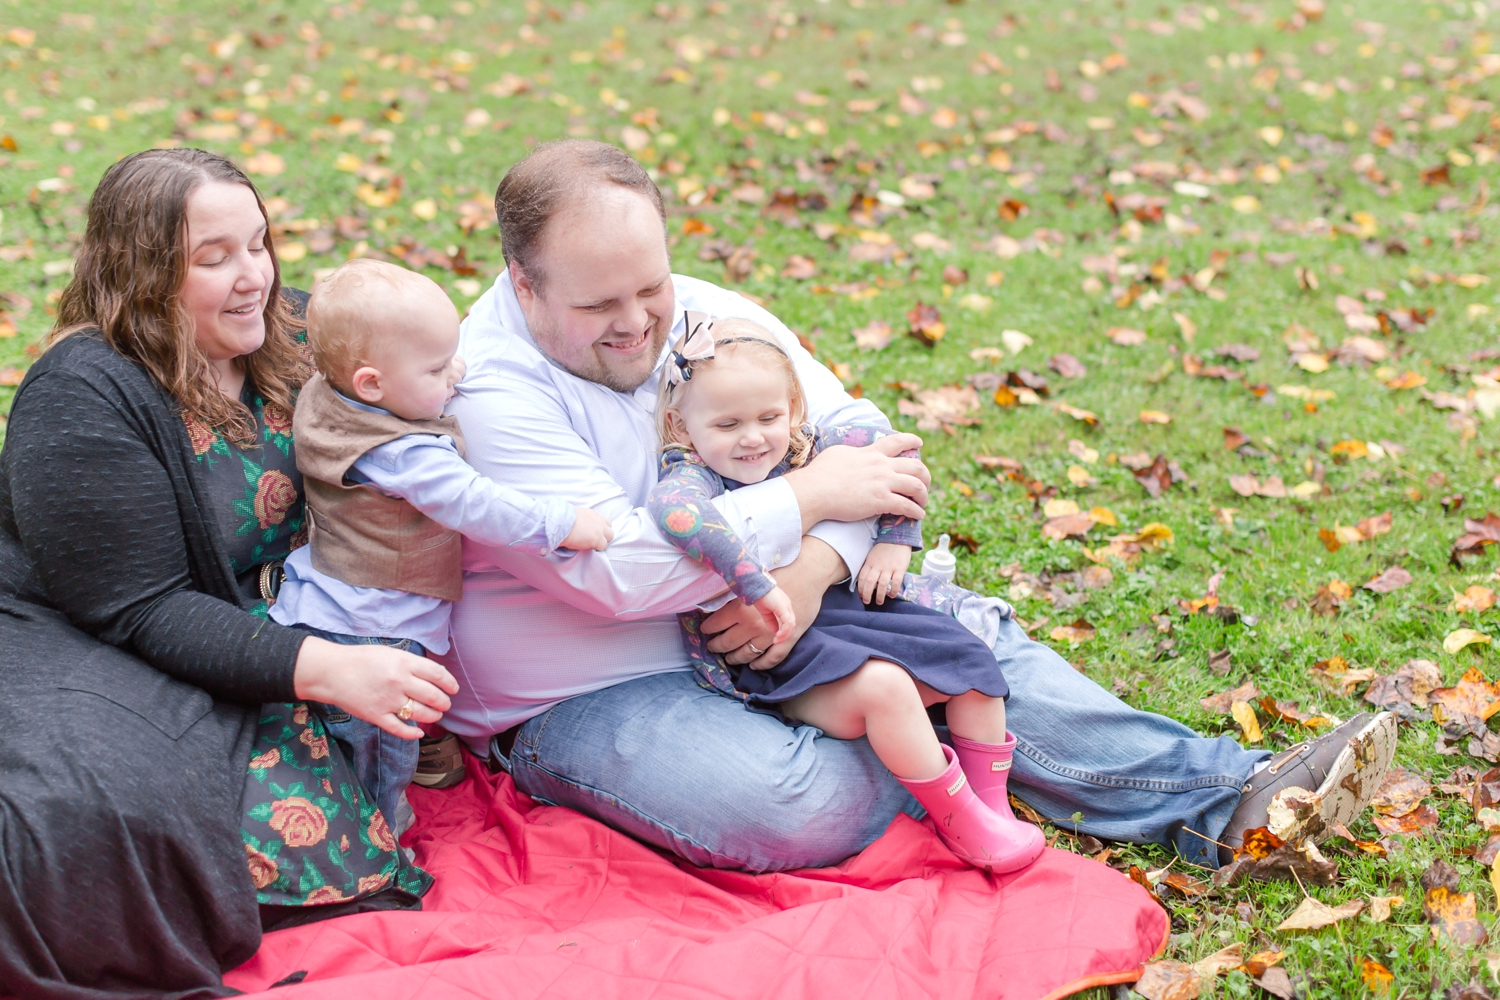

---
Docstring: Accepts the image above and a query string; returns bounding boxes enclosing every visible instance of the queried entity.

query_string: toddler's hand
[753,585,797,647]
[857,542,912,606]
[560,506,614,551]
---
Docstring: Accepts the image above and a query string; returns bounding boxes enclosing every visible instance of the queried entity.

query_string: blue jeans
[496,615,1268,870]
[302,629,423,831]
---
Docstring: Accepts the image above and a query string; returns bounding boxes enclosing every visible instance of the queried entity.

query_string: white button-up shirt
[437,271,890,741]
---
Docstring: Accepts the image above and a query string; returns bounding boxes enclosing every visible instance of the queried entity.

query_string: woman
[0,149,458,1000]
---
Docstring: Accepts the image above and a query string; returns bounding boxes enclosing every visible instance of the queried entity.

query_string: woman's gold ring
[746,642,764,655]
[397,698,415,721]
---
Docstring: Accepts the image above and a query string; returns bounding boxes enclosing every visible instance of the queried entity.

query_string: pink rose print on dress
[254,469,298,529]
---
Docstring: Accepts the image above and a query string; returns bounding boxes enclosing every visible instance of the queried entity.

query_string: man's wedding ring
[397,698,415,721]
[746,642,764,655]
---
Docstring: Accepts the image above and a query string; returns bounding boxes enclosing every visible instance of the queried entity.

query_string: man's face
[513,186,674,393]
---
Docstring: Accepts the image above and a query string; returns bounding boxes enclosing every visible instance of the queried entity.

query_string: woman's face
[180,181,275,363]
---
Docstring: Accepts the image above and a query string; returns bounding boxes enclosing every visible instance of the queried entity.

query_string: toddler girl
[647,315,1044,873]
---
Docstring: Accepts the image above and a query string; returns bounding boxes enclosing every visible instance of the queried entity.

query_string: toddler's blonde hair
[306,258,441,392]
[655,316,815,468]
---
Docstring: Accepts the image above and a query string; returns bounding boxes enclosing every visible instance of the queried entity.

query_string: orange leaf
[1361,959,1394,994]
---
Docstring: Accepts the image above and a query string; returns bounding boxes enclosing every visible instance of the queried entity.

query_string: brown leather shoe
[1219,711,1397,864]
[414,733,468,789]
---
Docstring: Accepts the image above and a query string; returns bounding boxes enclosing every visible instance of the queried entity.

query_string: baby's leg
[783,659,947,780]
[944,689,1008,744]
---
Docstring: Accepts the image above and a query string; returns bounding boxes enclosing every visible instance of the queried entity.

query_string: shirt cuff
[807,517,877,588]
[708,475,802,573]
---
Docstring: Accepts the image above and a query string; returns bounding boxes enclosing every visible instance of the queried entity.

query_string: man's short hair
[306,258,432,390]
[493,139,666,292]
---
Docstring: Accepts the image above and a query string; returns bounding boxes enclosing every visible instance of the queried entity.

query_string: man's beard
[531,311,670,393]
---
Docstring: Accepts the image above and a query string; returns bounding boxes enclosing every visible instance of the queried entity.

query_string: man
[437,139,1396,871]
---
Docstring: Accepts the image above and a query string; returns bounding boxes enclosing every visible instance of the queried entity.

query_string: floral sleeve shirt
[646,423,923,603]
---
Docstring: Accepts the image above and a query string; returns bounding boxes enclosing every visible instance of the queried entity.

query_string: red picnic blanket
[226,761,1168,1000]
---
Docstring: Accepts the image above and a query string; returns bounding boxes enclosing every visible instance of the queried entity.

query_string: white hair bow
[666,312,715,386]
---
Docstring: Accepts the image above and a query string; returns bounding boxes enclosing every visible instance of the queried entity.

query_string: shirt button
[773,553,782,565]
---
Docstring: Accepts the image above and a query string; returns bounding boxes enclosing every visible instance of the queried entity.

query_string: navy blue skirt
[730,585,1007,705]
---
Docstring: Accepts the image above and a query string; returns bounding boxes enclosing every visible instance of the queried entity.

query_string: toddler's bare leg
[913,682,1009,744]
[783,659,947,780]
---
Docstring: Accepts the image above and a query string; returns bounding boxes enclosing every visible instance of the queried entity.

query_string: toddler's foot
[898,744,1045,874]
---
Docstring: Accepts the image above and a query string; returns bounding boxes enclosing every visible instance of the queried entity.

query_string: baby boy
[271,258,612,825]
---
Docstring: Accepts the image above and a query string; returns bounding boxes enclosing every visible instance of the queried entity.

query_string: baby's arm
[647,454,777,604]
[649,455,795,641]
[351,435,610,555]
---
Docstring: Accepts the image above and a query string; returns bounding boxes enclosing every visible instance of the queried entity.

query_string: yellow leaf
[1452,586,1497,613]
[1043,498,1080,518]
[1291,480,1322,497]
[334,152,363,172]
[1277,896,1364,931]
[1139,409,1172,424]
[1492,863,1500,912]
[1171,311,1197,343]
[1231,195,1261,214]
[1296,352,1331,373]
[277,241,307,263]
[1445,628,1493,655]
[1231,701,1262,743]
[1330,439,1369,459]
[411,198,438,221]
[1258,125,1284,146]
[1067,464,1094,486]
[1089,507,1119,527]
[1368,895,1405,922]
[1361,958,1394,994]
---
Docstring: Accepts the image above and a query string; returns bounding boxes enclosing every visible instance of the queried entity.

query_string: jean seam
[512,757,747,869]
[1014,735,1249,793]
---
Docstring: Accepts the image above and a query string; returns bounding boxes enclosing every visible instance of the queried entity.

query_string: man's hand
[781,433,930,531]
[857,542,912,606]
[703,536,846,669]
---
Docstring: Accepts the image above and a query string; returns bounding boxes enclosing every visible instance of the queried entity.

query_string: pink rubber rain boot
[951,732,1024,820]
[898,744,1045,873]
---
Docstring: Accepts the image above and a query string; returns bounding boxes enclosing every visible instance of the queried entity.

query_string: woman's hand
[292,636,460,739]
[781,433,930,530]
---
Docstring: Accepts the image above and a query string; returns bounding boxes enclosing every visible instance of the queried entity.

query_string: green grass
[4,0,1500,995]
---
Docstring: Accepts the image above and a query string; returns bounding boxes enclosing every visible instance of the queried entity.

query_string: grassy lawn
[4,0,1500,995]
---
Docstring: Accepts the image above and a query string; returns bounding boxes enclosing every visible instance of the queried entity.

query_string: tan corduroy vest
[294,373,468,602]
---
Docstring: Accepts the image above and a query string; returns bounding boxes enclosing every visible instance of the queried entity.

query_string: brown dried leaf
[1365,658,1443,717]
[851,320,892,352]
[1370,766,1432,817]
[1201,681,1261,714]
[1048,353,1087,378]
[1451,513,1500,566]
[1371,804,1439,837]
[1431,668,1500,726]
[1132,960,1202,1000]
[1041,512,1097,541]
[1134,454,1175,499]
[906,302,946,346]
[1364,566,1414,594]
[896,385,981,433]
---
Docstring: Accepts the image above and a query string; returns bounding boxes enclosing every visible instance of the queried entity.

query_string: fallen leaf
[1041,511,1096,540]
[1048,353,1087,378]
[1054,401,1099,426]
[1453,513,1500,566]
[1159,871,1210,897]
[896,385,981,433]
[1049,618,1097,644]
[1445,629,1494,655]
[1240,950,1285,977]
[1224,427,1251,450]
[1453,586,1498,614]
[1132,960,1201,1000]
[1108,326,1147,346]
[1201,681,1261,714]
[1366,658,1443,717]
[1364,566,1414,594]
[906,303,946,347]
[1368,895,1405,922]
[852,320,892,352]
[1277,895,1365,931]
[1192,943,1243,977]
[1133,454,1177,498]
[1431,667,1500,723]
[1361,959,1394,994]
[1231,700,1262,743]
[1426,886,1489,946]
[1370,766,1432,817]
[1371,804,1440,837]
[1000,329,1033,355]
[781,254,819,280]
[1253,967,1296,1000]
[1139,409,1172,424]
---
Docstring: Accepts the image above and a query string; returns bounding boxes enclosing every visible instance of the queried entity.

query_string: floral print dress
[185,379,432,908]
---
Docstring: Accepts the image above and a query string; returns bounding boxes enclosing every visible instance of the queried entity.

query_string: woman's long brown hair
[51,148,307,445]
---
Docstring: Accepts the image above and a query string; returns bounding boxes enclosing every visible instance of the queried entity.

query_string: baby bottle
[920,534,957,582]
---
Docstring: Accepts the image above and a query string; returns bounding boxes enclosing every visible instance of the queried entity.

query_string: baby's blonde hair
[306,258,444,392]
[655,316,815,468]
